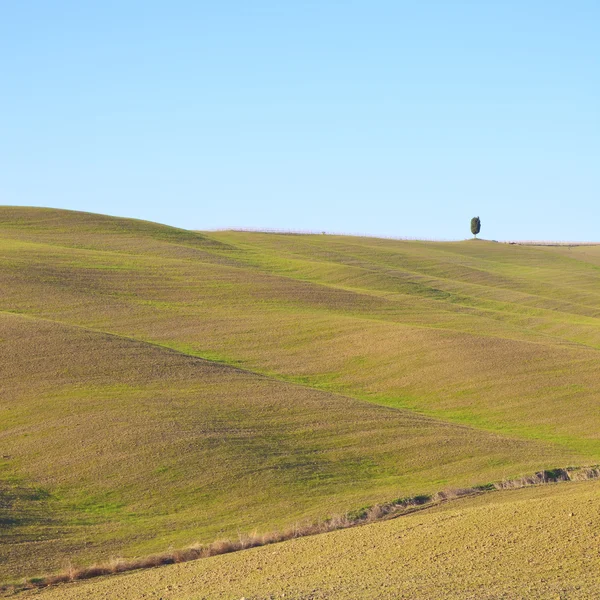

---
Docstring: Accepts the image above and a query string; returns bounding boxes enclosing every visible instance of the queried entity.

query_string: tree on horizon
[471,216,481,238]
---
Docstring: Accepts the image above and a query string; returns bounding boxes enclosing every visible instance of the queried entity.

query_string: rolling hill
[2,206,600,588]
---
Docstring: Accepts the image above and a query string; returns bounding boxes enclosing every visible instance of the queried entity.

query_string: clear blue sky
[1,1,598,240]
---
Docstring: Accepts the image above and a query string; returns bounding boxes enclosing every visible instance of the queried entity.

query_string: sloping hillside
[1,207,600,581]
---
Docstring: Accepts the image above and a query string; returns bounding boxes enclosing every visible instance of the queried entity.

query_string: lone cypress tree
[470,216,481,238]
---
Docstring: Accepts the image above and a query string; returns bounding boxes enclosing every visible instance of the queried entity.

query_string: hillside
[21,479,600,599]
[2,207,600,584]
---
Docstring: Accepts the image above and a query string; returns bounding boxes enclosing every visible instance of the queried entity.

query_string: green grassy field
[2,206,600,586]
[20,479,600,599]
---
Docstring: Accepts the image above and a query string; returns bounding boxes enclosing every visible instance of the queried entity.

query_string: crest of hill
[0,206,233,254]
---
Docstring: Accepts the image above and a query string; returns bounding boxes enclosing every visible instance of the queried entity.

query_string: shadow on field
[0,483,54,533]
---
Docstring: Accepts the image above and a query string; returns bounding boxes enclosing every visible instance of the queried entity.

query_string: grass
[17,478,600,599]
[2,206,600,583]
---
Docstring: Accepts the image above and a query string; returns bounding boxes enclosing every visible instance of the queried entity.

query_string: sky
[1,1,598,241]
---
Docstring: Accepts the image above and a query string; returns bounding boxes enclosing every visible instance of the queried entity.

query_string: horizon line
[205,227,600,246]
